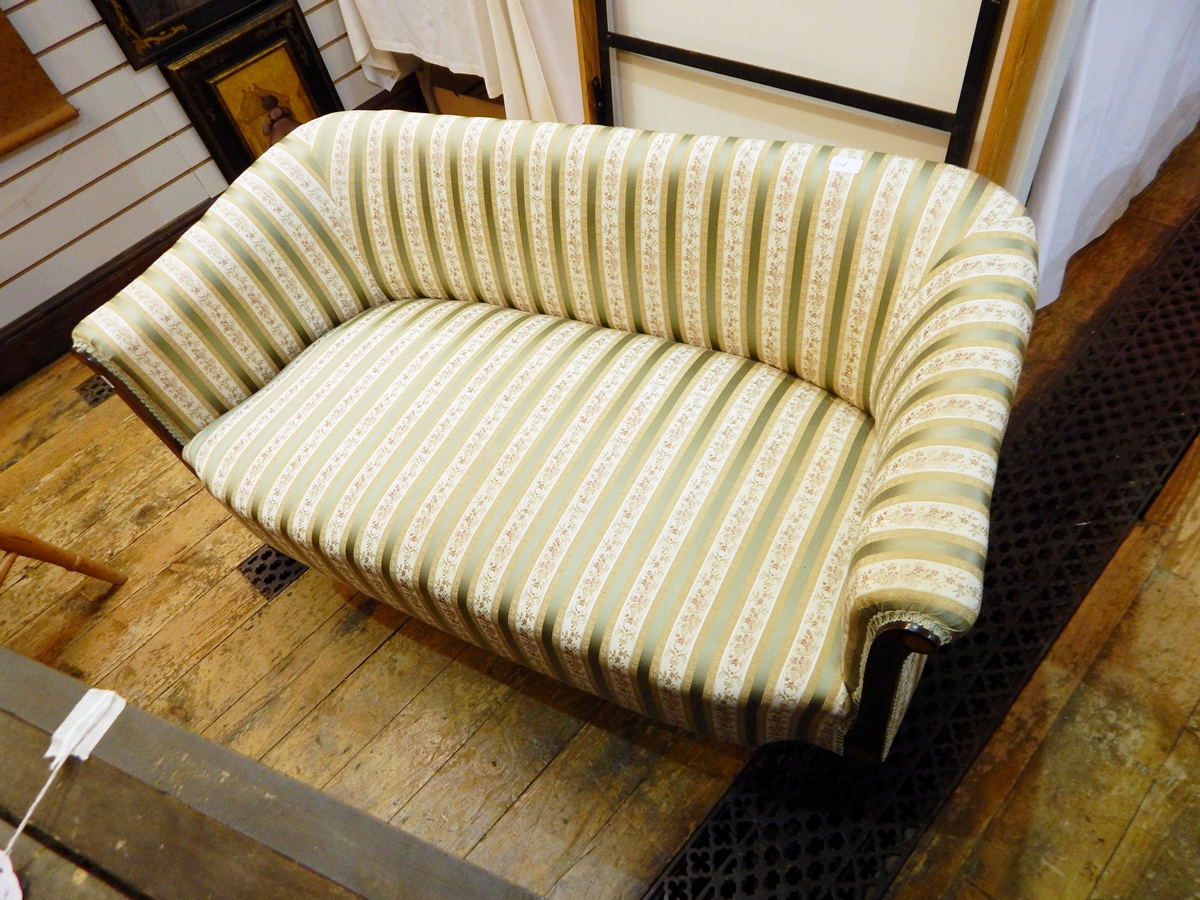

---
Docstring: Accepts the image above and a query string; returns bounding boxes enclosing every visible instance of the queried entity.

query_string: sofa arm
[72,125,387,447]
[842,207,1038,709]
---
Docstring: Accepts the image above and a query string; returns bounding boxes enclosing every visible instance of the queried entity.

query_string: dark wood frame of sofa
[76,348,940,764]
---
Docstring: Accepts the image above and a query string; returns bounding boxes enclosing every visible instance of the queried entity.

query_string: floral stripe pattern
[185,300,875,746]
[72,111,1037,751]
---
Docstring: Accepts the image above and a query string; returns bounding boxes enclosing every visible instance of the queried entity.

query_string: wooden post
[573,0,601,123]
[975,0,1059,186]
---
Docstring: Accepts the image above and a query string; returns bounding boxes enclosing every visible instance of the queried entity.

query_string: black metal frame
[592,0,1005,166]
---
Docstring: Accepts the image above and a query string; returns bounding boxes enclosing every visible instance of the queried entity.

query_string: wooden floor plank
[148,570,349,732]
[0,413,159,594]
[1124,125,1200,228]
[886,521,1165,900]
[0,397,137,517]
[466,704,678,896]
[960,568,1200,900]
[394,672,604,857]
[97,568,266,707]
[324,646,527,821]
[260,618,463,788]
[546,735,751,900]
[1089,709,1200,899]
[0,354,91,475]
[50,516,262,683]
[3,482,223,667]
[1157,464,1200,582]
[203,595,404,760]
[941,875,1001,900]
[1145,433,1200,530]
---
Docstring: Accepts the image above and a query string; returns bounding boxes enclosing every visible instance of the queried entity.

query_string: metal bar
[945,0,1007,165]
[603,31,956,133]
[594,0,614,124]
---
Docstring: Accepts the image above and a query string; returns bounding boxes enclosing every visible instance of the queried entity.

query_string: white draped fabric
[336,0,584,123]
[1027,0,1200,305]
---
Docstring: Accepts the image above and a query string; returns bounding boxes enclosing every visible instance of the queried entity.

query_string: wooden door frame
[975,0,1060,185]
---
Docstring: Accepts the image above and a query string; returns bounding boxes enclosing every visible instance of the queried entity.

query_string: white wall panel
[37,24,124,91]
[611,0,977,113]
[0,104,174,234]
[0,0,368,331]
[614,53,949,159]
[194,161,229,198]
[0,141,193,283]
[306,0,348,49]
[322,36,357,81]
[0,69,150,183]
[0,175,211,322]
[335,68,380,109]
[7,0,100,53]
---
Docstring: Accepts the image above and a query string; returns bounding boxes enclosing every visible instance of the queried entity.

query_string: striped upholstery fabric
[186,299,876,746]
[73,111,1037,751]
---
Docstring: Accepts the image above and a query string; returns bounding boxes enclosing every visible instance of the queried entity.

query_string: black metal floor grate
[238,545,309,599]
[646,208,1200,900]
[74,375,114,409]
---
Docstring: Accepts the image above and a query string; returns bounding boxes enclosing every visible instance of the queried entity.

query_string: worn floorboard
[884,125,1200,900]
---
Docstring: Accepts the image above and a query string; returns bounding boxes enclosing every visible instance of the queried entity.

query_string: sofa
[73,111,1037,761]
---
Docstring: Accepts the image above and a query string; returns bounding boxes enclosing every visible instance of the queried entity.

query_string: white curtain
[1027,0,1200,305]
[337,0,585,123]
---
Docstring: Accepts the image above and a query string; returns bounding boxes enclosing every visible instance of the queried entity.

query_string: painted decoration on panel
[0,10,77,157]
[163,0,341,181]
[211,43,319,159]
[89,0,274,68]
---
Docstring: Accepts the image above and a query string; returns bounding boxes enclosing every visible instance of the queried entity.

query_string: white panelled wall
[0,0,378,331]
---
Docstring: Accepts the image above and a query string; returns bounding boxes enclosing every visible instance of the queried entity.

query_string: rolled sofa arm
[72,123,387,447]
[841,198,1038,756]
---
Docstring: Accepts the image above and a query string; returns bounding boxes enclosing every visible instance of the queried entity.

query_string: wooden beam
[0,647,536,900]
[975,0,1059,187]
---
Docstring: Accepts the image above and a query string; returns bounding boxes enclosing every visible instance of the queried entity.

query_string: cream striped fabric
[186,299,876,746]
[73,110,1037,750]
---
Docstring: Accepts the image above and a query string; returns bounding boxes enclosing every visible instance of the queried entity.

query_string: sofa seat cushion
[185,297,878,747]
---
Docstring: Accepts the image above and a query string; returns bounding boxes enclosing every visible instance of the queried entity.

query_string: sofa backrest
[318,111,1035,418]
[72,110,1036,443]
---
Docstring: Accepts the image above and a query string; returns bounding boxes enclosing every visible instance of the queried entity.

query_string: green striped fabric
[187,299,875,746]
[73,111,1037,750]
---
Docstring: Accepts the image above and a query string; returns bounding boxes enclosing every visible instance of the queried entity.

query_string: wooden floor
[0,366,748,900]
[2,126,1199,900]
[887,125,1200,900]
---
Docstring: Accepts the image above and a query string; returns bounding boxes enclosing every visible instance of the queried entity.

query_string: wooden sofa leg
[74,350,186,461]
[842,622,941,764]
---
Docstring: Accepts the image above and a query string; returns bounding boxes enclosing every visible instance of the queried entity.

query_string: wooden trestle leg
[0,524,127,588]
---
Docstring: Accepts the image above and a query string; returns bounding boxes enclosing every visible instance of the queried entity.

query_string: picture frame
[89,0,275,69]
[162,0,342,182]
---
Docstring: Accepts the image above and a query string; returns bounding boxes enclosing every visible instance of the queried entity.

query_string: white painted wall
[608,0,980,157]
[0,0,378,332]
[613,54,950,160]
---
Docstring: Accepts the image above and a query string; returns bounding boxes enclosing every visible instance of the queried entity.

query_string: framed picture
[162,0,342,182]
[89,0,275,69]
